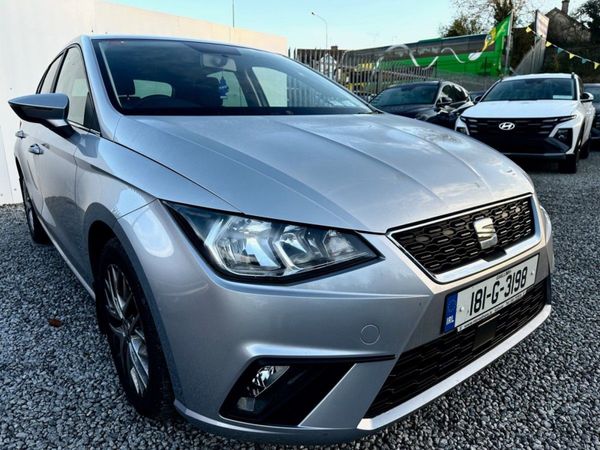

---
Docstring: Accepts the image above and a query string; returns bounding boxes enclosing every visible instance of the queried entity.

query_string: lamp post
[232,0,235,28]
[311,11,328,50]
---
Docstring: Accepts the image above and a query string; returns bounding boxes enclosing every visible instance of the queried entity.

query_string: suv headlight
[455,117,469,135]
[166,203,378,281]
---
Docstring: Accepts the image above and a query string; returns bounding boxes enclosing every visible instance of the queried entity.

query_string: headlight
[455,118,469,135]
[166,203,378,281]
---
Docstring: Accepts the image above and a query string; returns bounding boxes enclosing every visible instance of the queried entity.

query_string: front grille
[463,117,573,154]
[463,116,572,137]
[364,280,548,419]
[390,197,535,274]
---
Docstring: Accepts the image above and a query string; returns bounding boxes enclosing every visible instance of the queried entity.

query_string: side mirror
[581,92,594,103]
[474,95,483,103]
[8,93,74,138]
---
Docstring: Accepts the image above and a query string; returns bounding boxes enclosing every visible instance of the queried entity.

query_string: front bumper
[117,197,553,445]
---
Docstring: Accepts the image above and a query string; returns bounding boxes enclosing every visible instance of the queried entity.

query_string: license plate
[442,255,539,333]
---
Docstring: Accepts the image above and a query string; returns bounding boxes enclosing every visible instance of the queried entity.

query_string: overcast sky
[111,0,586,49]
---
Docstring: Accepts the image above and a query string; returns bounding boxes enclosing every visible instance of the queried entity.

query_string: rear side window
[39,56,63,94]
[133,79,173,98]
[54,47,98,130]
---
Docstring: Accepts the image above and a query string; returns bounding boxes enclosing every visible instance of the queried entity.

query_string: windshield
[585,86,600,103]
[92,39,372,116]
[483,78,575,102]
[371,84,438,107]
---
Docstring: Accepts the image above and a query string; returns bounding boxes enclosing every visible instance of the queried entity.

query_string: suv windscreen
[483,78,575,102]
[92,39,372,116]
[371,84,438,107]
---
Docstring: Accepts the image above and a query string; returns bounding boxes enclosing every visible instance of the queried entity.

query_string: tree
[577,0,600,42]
[440,15,485,37]
[442,0,542,32]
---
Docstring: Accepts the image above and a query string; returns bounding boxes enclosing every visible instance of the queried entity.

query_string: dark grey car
[370,81,473,128]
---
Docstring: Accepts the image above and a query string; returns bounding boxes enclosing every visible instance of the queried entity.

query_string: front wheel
[96,238,174,418]
[20,178,49,244]
[559,154,578,174]
[560,134,581,174]
[580,136,591,159]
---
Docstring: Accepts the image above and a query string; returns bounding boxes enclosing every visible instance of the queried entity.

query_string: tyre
[559,134,581,174]
[559,154,578,174]
[96,238,174,418]
[580,136,591,159]
[20,178,50,244]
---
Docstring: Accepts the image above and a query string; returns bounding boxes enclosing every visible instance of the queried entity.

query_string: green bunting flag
[526,25,600,69]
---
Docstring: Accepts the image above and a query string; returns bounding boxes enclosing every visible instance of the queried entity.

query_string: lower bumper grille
[365,279,548,419]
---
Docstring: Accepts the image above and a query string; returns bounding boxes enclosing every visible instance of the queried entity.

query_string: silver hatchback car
[9,36,553,444]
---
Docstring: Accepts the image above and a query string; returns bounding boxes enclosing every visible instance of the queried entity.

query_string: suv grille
[364,279,548,419]
[463,116,573,137]
[462,117,574,154]
[390,197,535,274]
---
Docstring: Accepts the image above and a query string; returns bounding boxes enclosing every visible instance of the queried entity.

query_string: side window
[441,85,455,103]
[38,55,63,94]
[207,71,248,107]
[455,86,468,102]
[54,47,98,130]
[252,67,288,106]
[252,66,356,108]
[448,85,464,103]
[133,79,173,98]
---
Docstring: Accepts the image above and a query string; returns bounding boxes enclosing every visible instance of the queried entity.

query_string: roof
[502,73,574,81]
[386,81,441,89]
[77,34,259,52]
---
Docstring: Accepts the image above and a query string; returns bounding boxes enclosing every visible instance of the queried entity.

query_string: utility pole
[504,11,514,75]
[232,0,235,28]
[311,11,328,50]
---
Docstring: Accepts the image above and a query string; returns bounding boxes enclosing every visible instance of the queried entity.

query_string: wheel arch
[84,202,184,400]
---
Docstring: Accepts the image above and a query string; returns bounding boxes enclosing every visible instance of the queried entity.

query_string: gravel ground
[1,153,599,450]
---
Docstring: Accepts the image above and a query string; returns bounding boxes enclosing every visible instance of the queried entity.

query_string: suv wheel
[580,136,591,159]
[20,178,50,244]
[96,238,174,418]
[559,134,581,174]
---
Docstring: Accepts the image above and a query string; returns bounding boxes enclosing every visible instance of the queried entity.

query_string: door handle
[28,144,44,155]
[15,130,26,139]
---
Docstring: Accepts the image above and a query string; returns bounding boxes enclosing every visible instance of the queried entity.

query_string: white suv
[456,73,595,173]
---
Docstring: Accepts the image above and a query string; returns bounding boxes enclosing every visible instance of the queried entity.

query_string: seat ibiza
[9,36,553,444]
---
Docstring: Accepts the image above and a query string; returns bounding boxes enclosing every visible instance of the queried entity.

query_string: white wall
[0,0,287,204]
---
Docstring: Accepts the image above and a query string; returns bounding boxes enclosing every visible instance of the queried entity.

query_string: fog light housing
[221,360,352,426]
[456,126,469,135]
[554,128,573,146]
[236,365,289,412]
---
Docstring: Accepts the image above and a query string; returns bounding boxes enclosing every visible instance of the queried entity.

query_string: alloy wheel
[104,264,150,396]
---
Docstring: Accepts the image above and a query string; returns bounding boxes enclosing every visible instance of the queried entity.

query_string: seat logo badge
[473,218,498,250]
[499,122,515,131]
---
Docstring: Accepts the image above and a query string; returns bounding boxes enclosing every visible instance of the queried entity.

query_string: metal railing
[292,47,500,98]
